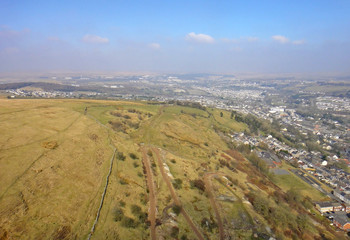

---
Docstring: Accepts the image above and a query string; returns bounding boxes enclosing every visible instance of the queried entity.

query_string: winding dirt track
[152,147,205,240]
[204,173,225,240]
[141,146,157,240]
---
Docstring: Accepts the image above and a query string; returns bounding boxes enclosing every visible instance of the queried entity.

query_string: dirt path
[141,146,157,240]
[152,147,205,240]
[204,173,225,240]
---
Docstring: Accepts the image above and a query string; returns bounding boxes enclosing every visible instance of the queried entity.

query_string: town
[1,73,350,231]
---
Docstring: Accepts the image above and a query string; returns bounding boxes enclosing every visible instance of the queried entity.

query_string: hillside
[0,99,347,240]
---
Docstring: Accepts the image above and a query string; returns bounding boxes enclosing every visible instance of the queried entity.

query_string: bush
[117,152,126,161]
[181,234,188,240]
[130,204,147,222]
[129,153,138,159]
[190,179,206,192]
[119,200,126,207]
[173,178,183,189]
[172,205,182,215]
[170,159,176,164]
[131,204,142,216]
[119,179,128,185]
[137,212,147,222]
[170,226,179,238]
[147,150,153,157]
[121,217,138,228]
[113,207,124,221]
[133,162,139,168]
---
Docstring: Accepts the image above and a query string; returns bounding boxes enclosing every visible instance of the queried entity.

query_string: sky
[0,0,349,73]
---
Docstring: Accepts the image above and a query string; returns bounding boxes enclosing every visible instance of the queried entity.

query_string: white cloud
[149,43,160,49]
[82,34,109,44]
[292,40,305,45]
[272,35,289,43]
[185,32,214,43]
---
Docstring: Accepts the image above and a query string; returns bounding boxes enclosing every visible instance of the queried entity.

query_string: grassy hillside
[0,99,346,240]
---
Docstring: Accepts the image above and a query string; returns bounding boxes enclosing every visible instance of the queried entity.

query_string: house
[333,212,350,231]
[334,190,350,204]
[341,204,350,213]
[316,202,335,213]
[316,202,344,213]
[332,202,343,212]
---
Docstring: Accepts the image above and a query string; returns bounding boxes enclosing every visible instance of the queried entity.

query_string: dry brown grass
[41,141,58,149]
[0,99,114,239]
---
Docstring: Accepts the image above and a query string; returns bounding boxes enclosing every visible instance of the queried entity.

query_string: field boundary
[87,148,116,240]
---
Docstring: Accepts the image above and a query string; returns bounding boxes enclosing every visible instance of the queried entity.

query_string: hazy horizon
[1,1,350,73]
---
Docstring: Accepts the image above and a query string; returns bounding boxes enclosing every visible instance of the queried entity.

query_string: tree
[172,205,182,215]
[220,112,223,117]
[230,111,234,119]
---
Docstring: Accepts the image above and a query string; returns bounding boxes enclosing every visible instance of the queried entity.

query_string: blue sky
[0,0,349,73]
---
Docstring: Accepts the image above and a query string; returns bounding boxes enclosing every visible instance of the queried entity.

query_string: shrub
[147,150,153,157]
[119,179,128,185]
[170,226,179,238]
[172,205,182,215]
[113,207,124,222]
[121,217,138,228]
[119,200,126,207]
[129,153,138,159]
[109,121,126,132]
[137,212,147,222]
[111,112,122,117]
[117,152,126,161]
[170,159,176,164]
[173,178,183,189]
[181,234,188,240]
[190,179,206,192]
[133,162,139,168]
[131,204,142,216]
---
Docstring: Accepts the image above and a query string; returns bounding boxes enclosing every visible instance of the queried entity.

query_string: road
[152,147,205,240]
[141,146,157,240]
